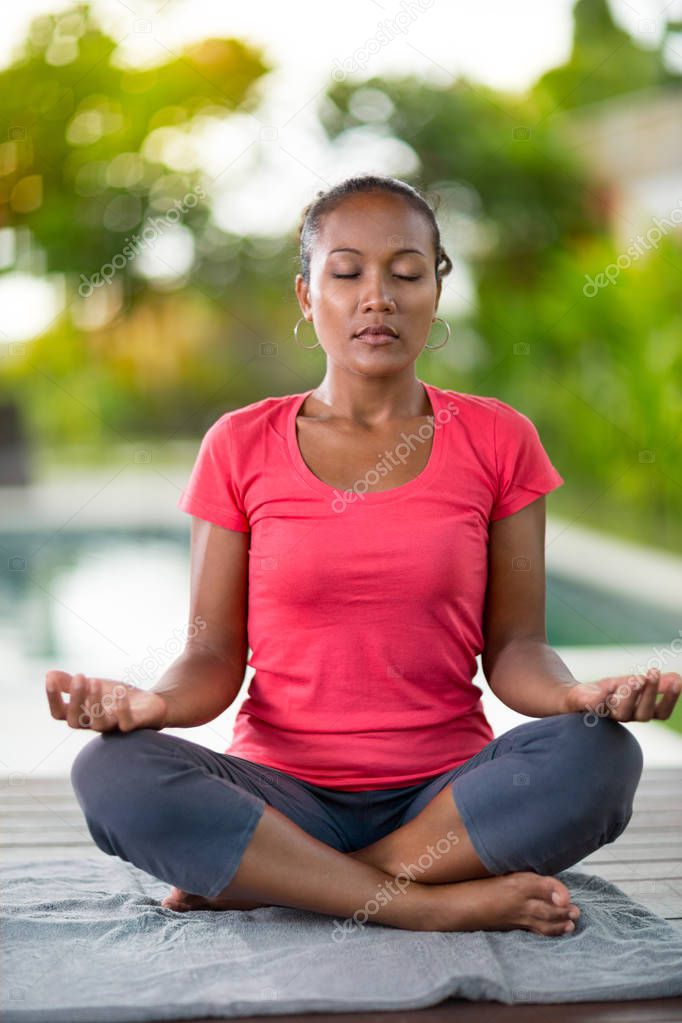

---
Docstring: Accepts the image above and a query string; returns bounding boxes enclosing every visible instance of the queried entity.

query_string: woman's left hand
[564,667,681,722]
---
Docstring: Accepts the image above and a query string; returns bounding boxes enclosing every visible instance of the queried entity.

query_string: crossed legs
[71,714,642,934]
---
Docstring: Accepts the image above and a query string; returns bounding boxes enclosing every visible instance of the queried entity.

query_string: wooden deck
[2,767,681,1022]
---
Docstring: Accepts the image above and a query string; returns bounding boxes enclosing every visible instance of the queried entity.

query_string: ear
[294,273,312,318]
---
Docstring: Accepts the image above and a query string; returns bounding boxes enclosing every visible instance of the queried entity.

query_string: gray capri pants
[70,711,643,900]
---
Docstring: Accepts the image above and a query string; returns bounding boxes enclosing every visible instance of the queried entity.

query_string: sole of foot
[161,885,269,912]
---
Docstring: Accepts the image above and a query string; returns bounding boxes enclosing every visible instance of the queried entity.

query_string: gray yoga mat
[2,854,682,1021]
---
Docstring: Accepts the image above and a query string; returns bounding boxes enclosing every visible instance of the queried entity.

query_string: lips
[354,332,397,346]
[354,325,399,339]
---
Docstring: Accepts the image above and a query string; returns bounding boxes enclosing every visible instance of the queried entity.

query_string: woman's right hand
[45,670,168,732]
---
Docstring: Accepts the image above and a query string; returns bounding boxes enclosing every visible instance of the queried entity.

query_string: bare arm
[481,495,578,717]
[151,516,250,728]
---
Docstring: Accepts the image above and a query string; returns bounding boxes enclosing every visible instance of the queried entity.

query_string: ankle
[405,884,446,931]
[368,870,442,931]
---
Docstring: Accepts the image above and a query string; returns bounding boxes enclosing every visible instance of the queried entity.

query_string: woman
[46,175,679,938]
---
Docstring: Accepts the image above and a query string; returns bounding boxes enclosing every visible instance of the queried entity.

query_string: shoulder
[191,393,298,476]
[203,391,298,439]
[430,385,529,430]
[429,386,545,477]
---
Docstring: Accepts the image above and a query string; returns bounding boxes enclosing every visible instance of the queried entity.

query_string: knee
[70,729,166,856]
[70,729,158,813]
[552,712,643,823]
[563,711,642,777]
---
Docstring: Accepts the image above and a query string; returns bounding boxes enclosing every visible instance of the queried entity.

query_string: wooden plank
[636,787,682,794]
[0,785,78,795]
[0,793,78,802]
[634,768,682,777]
[1,814,85,827]
[630,803,682,811]
[584,847,682,864]
[606,832,682,847]
[636,774,682,782]
[635,781,682,790]
[2,835,93,847]
[1,846,104,862]
[626,812,682,824]
[635,784,682,791]
[182,997,682,1021]
[633,793,682,804]
[633,796,682,807]
[608,840,682,853]
[586,861,682,881]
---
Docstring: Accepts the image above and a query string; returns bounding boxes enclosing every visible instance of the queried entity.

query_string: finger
[653,672,682,722]
[45,671,67,720]
[67,673,88,729]
[612,673,648,721]
[77,678,94,729]
[86,678,107,731]
[89,679,118,732]
[114,686,135,732]
[82,677,105,730]
[633,669,660,721]
[597,677,628,721]
[46,669,73,692]
[101,682,126,732]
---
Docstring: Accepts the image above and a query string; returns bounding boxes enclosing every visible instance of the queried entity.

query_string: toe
[546,878,570,907]
[527,898,569,923]
[532,916,576,937]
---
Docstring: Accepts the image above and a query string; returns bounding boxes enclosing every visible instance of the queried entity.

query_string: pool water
[2,527,681,777]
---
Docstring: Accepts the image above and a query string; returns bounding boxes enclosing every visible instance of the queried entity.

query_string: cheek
[325,288,355,313]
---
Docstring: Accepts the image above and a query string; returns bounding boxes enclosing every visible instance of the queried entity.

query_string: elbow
[482,634,547,684]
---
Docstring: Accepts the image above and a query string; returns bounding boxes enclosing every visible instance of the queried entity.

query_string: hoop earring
[424,316,450,350]
[294,316,321,350]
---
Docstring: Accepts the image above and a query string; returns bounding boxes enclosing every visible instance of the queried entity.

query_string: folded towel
[2,855,682,1022]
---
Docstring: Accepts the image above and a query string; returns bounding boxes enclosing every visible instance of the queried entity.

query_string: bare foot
[161,885,270,912]
[428,871,581,936]
[161,873,581,937]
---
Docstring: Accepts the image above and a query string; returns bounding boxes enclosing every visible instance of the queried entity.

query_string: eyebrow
[328,247,426,257]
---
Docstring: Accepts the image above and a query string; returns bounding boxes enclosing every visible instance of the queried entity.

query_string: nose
[359,270,396,312]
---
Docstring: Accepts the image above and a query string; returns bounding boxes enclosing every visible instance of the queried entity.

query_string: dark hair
[297,175,453,287]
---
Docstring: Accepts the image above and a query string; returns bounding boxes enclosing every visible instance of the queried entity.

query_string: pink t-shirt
[176,380,565,791]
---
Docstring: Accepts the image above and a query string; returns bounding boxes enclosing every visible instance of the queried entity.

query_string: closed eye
[332,273,421,280]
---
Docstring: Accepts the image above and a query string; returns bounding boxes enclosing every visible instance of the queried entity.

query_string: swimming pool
[2,527,681,777]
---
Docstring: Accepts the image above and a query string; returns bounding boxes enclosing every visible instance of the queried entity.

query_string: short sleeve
[176,414,250,532]
[490,402,564,521]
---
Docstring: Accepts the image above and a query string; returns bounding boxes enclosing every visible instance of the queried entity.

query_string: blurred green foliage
[1,0,682,555]
[0,4,269,277]
[534,0,682,111]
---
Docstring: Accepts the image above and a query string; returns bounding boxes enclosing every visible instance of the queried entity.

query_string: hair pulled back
[297,175,453,287]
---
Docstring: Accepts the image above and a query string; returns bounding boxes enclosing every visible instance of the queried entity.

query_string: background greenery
[1,0,681,556]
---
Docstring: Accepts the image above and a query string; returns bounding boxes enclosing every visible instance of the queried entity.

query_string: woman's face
[295,191,442,376]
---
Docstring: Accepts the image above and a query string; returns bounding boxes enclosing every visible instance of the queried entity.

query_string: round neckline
[286,379,446,504]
